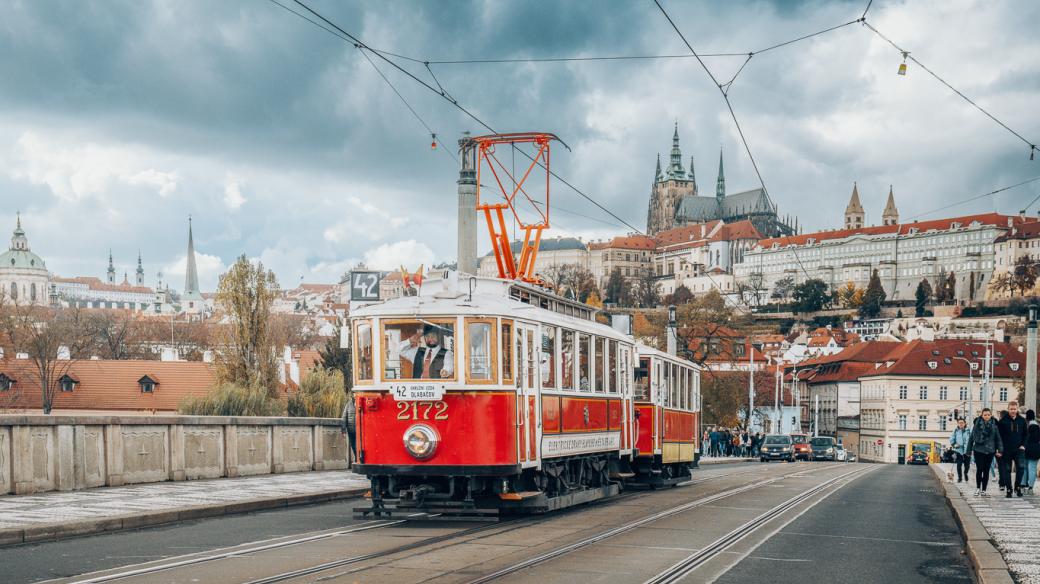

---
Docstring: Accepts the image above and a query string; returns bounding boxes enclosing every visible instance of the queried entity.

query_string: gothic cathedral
[645,125,797,238]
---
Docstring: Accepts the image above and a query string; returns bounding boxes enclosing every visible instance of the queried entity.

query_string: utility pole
[666,305,677,357]
[1027,304,1037,412]
[813,394,820,437]
[748,340,756,432]
[774,357,780,434]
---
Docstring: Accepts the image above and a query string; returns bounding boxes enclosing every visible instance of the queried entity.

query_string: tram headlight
[403,424,439,460]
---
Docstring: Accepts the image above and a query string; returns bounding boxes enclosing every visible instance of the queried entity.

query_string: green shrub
[289,367,346,418]
[179,382,285,416]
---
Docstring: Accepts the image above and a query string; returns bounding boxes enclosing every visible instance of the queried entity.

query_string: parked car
[790,433,811,460]
[759,434,796,462]
[809,436,837,461]
[834,446,848,462]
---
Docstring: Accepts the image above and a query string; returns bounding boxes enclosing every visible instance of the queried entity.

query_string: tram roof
[350,273,631,341]
[635,343,702,370]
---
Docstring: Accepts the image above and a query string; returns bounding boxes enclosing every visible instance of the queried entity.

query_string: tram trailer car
[349,275,640,519]
[632,346,701,487]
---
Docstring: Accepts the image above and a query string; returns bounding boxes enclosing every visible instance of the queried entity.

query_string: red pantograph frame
[472,132,560,284]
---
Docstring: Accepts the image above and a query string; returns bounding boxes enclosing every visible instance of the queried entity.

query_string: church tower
[844,183,865,229]
[182,217,204,315]
[715,148,726,204]
[107,250,115,284]
[882,185,899,226]
[136,251,145,286]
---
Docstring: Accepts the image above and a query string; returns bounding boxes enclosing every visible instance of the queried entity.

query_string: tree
[990,272,1015,298]
[213,255,281,394]
[701,371,745,426]
[604,268,631,306]
[0,304,96,414]
[791,279,829,313]
[946,271,957,301]
[1012,256,1038,296]
[287,367,347,418]
[915,278,933,317]
[771,276,796,303]
[735,271,767,310]
[544,263,598,302]
[318,326,353,393]
[934,269,956,304]
[835,282,863,309]
[665,284,694,305]
[585,290,604,308]
[859,269,886,318]
[633,268,661,308]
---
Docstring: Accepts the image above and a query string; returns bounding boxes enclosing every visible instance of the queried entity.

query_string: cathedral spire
[184,216,201,299]
[107,249,115,284]
[882,185,900,226]
[715,148,726,202]
[689,156,696,190]
[844,182,865,229]
[666,123,686,180]
[654,153,663,183]
[136,250,145,286]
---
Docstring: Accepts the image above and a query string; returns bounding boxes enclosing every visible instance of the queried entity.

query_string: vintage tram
[349,273,700,518]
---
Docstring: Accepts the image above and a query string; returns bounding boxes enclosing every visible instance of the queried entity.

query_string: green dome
[0,248,46,271]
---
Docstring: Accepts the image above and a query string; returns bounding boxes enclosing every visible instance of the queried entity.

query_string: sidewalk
[699,455,755,464]
[0,470,369,546]
[933,463,1039,584]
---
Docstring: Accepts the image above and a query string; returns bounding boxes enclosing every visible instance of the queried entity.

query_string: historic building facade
[0,216,49,305]
[644,125,796,238]
[734,184,1038,303]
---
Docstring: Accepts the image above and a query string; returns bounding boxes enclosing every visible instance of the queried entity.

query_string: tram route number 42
[350,271,381,301]
[391,384,445,401]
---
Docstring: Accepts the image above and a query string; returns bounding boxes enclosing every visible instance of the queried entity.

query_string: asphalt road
[716,464,973,584]
[0,496,367,584]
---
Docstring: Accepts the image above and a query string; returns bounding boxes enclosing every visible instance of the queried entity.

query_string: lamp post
[748,340,763,432]
[1027,304,1037,412]
[951,356,978,422]
[666,305,677,357]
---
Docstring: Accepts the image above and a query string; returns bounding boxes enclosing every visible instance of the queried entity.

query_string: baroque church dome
[0,217,46,273]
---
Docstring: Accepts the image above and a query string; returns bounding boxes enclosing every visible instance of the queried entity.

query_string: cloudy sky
[1,0,1038,292]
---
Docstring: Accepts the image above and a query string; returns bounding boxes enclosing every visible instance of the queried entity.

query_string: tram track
[464,462,853,584]
[60,462,776,584]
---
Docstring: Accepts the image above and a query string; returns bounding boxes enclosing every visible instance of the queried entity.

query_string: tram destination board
[391,384,445,401]
[350,271,381,301]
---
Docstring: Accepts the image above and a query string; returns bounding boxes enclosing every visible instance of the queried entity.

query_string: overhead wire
[905,176,1040,221]
[286,0,646,236]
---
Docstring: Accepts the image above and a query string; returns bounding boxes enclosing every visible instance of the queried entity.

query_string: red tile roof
[757,213,1034,249]
[995,220,1040,242]
[860,339,1024,379]
[1,359,215,412]
[655,221,722,247]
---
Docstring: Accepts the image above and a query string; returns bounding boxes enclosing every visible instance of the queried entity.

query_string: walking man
[1024,410,1039,495]
[997,401,1028,498]
[950,418,971,483]
[967,408,1002,497]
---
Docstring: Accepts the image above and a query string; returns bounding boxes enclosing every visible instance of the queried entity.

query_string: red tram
[349,274,701,518]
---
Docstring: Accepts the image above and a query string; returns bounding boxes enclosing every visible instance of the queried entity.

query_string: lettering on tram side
[542,432,621,457]
[391,385,445,401]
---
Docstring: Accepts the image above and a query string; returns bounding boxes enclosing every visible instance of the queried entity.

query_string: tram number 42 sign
[391,385,445,401]
[350,271,381,301]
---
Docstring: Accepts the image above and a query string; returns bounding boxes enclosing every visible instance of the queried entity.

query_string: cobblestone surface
[0,471,368,529]
[948,467,1040,584]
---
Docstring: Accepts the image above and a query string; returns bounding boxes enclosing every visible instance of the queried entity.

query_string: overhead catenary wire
[285,0,647,236]
[905,176,1040,221]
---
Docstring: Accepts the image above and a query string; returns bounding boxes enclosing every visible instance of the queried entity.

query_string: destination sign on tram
[391,384,445,401]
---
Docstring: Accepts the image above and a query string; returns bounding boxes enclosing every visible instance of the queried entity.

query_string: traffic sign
[876,439,883,445]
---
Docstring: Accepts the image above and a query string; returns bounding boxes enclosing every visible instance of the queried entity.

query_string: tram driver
[399,324,454,379]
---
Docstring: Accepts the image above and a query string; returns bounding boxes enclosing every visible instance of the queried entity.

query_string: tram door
[516,322,540,465]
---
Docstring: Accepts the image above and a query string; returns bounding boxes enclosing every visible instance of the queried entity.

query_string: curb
[0,487,369,548]
[699,457,755,465]
[929,464,1016,584]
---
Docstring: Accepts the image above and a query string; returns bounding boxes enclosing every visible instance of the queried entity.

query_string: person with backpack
[1025,409,1040,495]
[967,408,1003,497]
[949,417,972,483]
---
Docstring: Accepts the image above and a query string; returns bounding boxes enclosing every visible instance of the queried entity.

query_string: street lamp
[748,340,763,432]
[950,356,979,422]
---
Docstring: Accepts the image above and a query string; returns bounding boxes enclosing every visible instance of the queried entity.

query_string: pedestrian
[732,431,740,457]
[740,431,749,457]
[997,410,1009,490]
[1023,409,1039,495]
[949,418,971,483]
[966,407,1003,497]
[997,401,1028,498]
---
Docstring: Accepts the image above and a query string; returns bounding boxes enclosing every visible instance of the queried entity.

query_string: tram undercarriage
[354,453,627,520]
[632,455,694,488]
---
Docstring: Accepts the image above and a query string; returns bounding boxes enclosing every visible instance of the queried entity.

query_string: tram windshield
[634,358,650,401]
[382,320,456,381]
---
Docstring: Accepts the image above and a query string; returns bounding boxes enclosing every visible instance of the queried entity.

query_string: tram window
[593,337,604,393]
[466,320,495,383]
[608,340,618,393]
[525,328,536,390]
[634,358,650,401]
[670,364,679,409]
[501,321,514,384]
[381,320,456,381]
[662,362,670,407]
[542,326,557,389]
[561,330,575,390]
[681,367,688,410]
[578,333,591,391]
[355,320,373,382]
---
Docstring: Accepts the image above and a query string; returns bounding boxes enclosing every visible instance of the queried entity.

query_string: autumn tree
[604,268,631,306]
[0,304,96,414]
[835,282,863,309]
[213,255,281,394]
[633,268,661,308]
[318,326,352,393]
[859,269,886,318]
[1012,256,1038,296]
[665,285,694,305]
[544,263,598,302]
[585,290,604,308]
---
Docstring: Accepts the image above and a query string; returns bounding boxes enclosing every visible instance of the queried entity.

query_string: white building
[0,216,49,305]
[857,339,1021,463]
[734,187,1037,303]
[478,236,590,279]
[51,277,160,311]
[652,220,761,298]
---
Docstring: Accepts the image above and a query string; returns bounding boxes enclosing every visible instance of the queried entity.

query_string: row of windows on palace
[351,316,698,412]
[862,385,1011,402]
[861,409,987,432]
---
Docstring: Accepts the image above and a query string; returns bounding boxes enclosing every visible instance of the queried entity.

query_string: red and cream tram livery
[632,346,701,486]
[350,275,637,517]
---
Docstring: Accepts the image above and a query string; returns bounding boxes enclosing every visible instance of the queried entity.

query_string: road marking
[746,556,812,562]
[779,531,960,546]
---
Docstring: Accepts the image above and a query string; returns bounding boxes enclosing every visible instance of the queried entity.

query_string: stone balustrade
[0,415,350,495]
